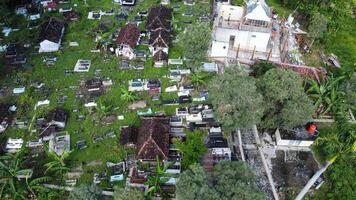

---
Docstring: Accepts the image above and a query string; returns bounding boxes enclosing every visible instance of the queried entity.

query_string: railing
[240,24,271,33]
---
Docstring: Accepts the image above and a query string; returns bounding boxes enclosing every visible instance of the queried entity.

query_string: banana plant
[0,149,29,199]
[191,72,208,87]
[120,88,138,103]
[96,99,112,119]
[44,149,71,185]
[307,73,345,116]
[25,176,52,199]
[144,157,169,197]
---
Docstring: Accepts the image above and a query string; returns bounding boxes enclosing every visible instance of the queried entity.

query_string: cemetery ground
[0,0,211,187]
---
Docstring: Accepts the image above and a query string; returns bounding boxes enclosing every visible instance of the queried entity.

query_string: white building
[115,23,141,60]
[275,128,317,149]
[210,0,280,64]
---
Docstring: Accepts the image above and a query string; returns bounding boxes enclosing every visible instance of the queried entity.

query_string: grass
[266,0,293,18]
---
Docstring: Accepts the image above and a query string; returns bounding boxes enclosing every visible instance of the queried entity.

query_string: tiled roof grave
[116,23,141,49]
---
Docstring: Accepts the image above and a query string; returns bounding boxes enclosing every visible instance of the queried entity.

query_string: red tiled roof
[153,50,168,62]
[120,126,139,146]
[136,117,170,160]
[276,62,327,83]
[146,5,173,31]
[117,23,141,49]
[149,29,170,47]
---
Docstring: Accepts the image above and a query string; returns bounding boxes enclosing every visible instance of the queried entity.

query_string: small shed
[39,17,65,53]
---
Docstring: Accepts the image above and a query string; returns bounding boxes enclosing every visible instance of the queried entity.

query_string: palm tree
[0,149,30,199]
[120,88,137,103]
[307,73,345,116]
[145,157,169,197]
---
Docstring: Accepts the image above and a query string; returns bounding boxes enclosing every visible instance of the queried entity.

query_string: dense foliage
[175,130,207,169]
[176,162,265,200]
[340,73,356,112]
[179,22,211,68]
[114,187,145,200]
[314,153,356,200]
[251,61,276,78]
[209,67,314,129]
[208,66,264,129]
[308,12,328,48]
[307,73,346,116]
[257,68,314,128]
[68,184,102,200]
[277,0,354,33]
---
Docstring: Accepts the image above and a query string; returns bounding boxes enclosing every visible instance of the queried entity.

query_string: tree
[179,22,211,68]
[316,153,356,200]
[69,184,102,200]
[251,61,276,78]
[174,130,207,169]
[340,73,356,111]
[208,66,264,129]
[113,187,144,200]
[257,68,314,129]
[176,164,218,200]
[308,12,328,48]
[176,162,265,200]
[213,161,265,200]
[291,0,353,33]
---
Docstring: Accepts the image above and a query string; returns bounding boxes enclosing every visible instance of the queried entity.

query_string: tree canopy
[280,0,354,33]
[179,22,211,68]
[251,61,277,78]
[314,153,356,200]
[308,12,328,48]
[176,161,265,200]
[340,73,356,112]
[208,66,264,129]
[113,187,144,200]
[68,184,102,200]
[257,68,314,129]
[174,130,207,169]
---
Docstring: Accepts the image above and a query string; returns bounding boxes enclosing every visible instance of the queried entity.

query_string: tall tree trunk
[294,160,334,200]
[309,37,316,49]
[252,125,279,200]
